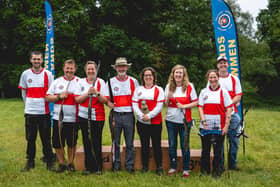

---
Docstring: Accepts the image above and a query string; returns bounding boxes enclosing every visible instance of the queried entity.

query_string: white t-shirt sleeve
[234,76,242,95]
[47,80,56,95]
[198,88,206,107]
[223,88,233,107]
[190,83,198,101]
[18,71,27,89]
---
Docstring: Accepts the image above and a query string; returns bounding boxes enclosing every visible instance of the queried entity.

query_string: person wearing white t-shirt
[75,61,107,175]
[46,59,81,173]
[165,65,198,178]
[132,67,164,175]
[106,57,139,173]
[18,51,55,172]
[217,56,243,171]
[198,69,233,178]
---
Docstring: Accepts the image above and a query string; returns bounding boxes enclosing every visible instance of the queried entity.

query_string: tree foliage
[0,0,277,99]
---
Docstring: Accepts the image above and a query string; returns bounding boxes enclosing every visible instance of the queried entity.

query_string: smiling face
[208,71,219,88]
[63,63,76,80]
[30,54,43,70]
[115,65,128,76]
[85,63,96,81]
[174,68,184,85]
[217,60,229,72]
[143,70,154,87]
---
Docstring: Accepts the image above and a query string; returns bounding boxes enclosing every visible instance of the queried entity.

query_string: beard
[117,71,126,76]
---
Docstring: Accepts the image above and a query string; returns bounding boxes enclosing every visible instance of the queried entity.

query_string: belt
[114,111,133,115]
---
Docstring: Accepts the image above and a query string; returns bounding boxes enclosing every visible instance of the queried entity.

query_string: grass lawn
[0,98,279,187]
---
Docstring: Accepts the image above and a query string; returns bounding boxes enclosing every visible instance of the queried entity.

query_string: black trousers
[24,114,53,162]
[78,117,104,172]
[200,134,224,175]
[136,121,162,169]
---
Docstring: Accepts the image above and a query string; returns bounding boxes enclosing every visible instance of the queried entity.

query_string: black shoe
[212,171,222,179]
[21,160,35,172]
[229,165,240,171]
[141,167,148,173]
[126,168,135,174]
[156,167,163,176]
[68,164,75,172]
[112,165,121,172]
[46,161,55,171]
[56,164,67,173]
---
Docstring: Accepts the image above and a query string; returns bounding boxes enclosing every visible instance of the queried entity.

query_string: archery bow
[58,80,71,154]
[87,61,101,167]
[173,97,192,151]
[108,75,116,170]
[236,107,250,156]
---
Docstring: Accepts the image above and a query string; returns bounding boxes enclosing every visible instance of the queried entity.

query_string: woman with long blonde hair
[165,64,198,178]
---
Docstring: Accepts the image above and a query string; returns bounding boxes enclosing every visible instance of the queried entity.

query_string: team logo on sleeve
[81,86,85,92]
[59,85,64,90]
[138,92,142,96]
[28,79,32,83]
[203,95,208,100]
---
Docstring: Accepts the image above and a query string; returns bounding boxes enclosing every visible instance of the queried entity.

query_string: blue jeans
[114,112,135,170]
[166,120,190,171]
[221,113,241,169]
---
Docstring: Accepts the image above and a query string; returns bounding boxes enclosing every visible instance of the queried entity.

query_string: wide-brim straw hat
[111,57,132,68]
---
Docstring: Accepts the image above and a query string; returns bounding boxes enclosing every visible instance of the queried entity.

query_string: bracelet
[201,120,206,123]
[97,92,100,97]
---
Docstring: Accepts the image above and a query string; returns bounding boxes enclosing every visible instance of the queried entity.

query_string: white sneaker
[167,168,176,175]
[183,170,190,178]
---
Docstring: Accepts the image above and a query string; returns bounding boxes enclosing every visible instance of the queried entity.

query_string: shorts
[52,120,79,148]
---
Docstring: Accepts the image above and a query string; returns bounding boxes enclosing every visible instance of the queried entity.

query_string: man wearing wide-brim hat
[111,57,132,68]
[106,57,139,173]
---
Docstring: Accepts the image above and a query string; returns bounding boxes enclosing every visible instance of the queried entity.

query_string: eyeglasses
[32,58,41,61]
[144,74,153,77]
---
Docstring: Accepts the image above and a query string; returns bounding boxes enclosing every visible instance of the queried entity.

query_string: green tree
[256,0,280,96]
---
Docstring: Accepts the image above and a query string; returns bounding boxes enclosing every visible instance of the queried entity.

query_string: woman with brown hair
[198,69,233,178]
[132,67,164,175]
[165,64,198,178]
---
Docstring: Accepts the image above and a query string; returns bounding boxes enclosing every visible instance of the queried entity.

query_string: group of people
[18,51,242,179]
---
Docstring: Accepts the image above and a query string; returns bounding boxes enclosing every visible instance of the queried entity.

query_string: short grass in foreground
[0,99,279,187]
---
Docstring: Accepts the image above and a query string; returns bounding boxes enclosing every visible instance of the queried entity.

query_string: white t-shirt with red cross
[165,83,198,124]
[18,68,54,115]
[219,73,242,113]
[105,76,139,112]
[198,86,233,130]
[78,78,106,121]
[132,85,164,125]
[46,76,80,123]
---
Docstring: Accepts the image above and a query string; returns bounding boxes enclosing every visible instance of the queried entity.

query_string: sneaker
[183,170,190,178]
[21,160,35,172]
[142,166,148,173]
[56,164,67,173]
[167,168,176,176]
[95,170,102,175]
[68,164,75,172]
